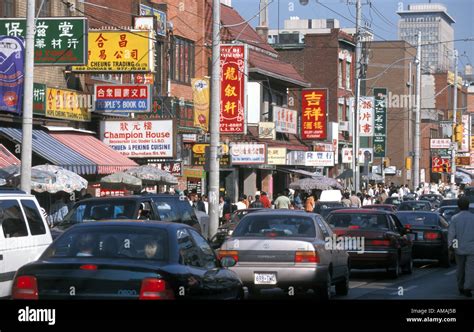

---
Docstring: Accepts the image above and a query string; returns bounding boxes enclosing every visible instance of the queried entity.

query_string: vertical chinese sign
[373,88,387,158]
[0,18,87,65]
[33,83,46,116]
[0,36,24,114]
[301,89,327,140]
[461,114,471,152]
[359,96,375,137]
[192,78,210,132]
[220,44,246,134]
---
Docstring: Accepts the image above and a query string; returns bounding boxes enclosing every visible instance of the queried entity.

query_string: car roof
[68,220,192,230]
[364,204,395,208]
[246,210,316,216]
[396,211,438,215]
[401,200,431,204]
[328,209,391,214]
[77,194,183,203]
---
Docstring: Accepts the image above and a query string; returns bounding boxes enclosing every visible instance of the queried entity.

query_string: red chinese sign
[301,89,327,140]
[220,44,246,134]
[432,157,451,173]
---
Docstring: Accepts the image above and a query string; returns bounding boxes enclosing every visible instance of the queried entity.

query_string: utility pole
[20,0,35,193]
[352,0,362,192]
[413,32,421,190]
[450,49,458,185]
[208,0,221,239]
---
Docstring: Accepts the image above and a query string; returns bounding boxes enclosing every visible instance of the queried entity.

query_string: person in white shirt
[235,196,247,210]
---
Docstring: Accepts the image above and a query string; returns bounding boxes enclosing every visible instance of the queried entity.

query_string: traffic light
[405,157,412,170]
[455,124,463,144]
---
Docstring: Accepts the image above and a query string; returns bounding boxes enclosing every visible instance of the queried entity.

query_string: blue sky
[231,0,474,73]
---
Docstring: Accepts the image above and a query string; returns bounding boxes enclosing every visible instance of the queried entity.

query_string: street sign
[0,17,88,65]
[373,88,387,157]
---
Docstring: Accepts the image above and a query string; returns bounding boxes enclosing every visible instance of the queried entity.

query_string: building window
[36,0,51,17]
[1,0,15,17]
[345,61,351,90]
[345,104,350,122]
[338,59,343,88]
[170,37,195,85]
[338,104,343,122]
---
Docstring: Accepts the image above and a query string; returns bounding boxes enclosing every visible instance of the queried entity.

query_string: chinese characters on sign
[192,78,210,132]
[301,89,327,140]
[220,44,246,134]
[461,115,471,152]
[147,161,182,177]
[0,18,87,65]
[46,88,90,122]
[33,83,46,116]
[358,96,375,137]
[100,120,174,158]
[94,84,151,113]
[305,151,334,167]
[267,147,287,165]
[372,88,387,158]
[230,143,266,165]
[430,138,451,149]
[341,148,353,164]
[432,157,451,173]
[191,144,230,167]
[72,31,153,72]
[273,106,297,134]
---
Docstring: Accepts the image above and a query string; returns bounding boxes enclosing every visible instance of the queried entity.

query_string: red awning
[50,132,137,174]
[0,144,20,168]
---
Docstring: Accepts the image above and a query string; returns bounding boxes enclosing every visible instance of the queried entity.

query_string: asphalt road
[250,261,473,300]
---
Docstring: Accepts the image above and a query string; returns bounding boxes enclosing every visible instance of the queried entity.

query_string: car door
[176,228,215,299]
[389,215,412,264]
[188,229,241,299]
[0,199,31,298]
[315,216,342,277]
[20,199,52,261]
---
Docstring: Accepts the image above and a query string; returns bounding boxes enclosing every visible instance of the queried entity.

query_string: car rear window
[326,213,389,230]
[398,202,431,211]
[62,200,136,224]
[43,226,168,261]
[233,215,316,237]
[396,213,439,226]
[153,197,196,223]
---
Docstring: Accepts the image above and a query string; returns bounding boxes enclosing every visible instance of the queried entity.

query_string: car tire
[440,249,451,268]
[402,256,413,274]
[316,272,332,300]
[335,270,349,296]
[387,255,401,279]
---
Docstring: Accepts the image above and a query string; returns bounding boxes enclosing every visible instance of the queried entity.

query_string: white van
[0,189,52,298]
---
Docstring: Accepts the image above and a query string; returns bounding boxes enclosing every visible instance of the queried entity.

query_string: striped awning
[49,132,137,174]
[0,144,20,168]
[0,128,97,174]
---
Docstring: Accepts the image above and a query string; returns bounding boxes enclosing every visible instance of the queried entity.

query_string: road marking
[444,270,457,276]
[390,285,418,295]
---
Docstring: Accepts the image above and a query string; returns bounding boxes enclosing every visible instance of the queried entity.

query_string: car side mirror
[220,256,237,268]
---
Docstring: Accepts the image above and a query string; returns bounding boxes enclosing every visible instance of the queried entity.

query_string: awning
[0,128,97,174]
[0,144,20,168]
[49,132,137,174]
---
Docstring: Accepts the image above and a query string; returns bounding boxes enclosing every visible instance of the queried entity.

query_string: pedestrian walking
[448,197,474,297]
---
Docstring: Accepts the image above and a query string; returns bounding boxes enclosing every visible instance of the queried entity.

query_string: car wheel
[316,272,332,300]
[440,249,451,268]
[387,255,401,278]
[402,256,413,274]
[335,270,349,296]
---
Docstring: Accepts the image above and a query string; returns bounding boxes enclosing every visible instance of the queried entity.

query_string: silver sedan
[219,210,349,299]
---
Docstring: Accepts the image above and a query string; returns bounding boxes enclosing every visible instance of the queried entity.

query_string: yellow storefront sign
[192,144,229,154]
[72,31,153,72]
[267,147,287,165]
[192,78,210,132]
[46,88,90,122]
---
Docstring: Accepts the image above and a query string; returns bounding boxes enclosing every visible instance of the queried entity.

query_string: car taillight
[424,232,441,240]
[218,250,239,262]
[80,264,98,270]
[404,224,411,229]
[139,278,174,300]
[348,225,360,230]
[295,251,319,263]
[370,240,391,246]
[12,276,39,300]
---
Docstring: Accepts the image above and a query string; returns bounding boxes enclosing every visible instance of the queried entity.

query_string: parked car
[435,205,474,223]
[51,195,202,239]
[402,193,418,201]
[326,209,413,278]
[219,210,350,299]
[11,221,244,300]
[318,206,354,221]
[384,197,402,207]
[398,200,432,211]
[395,211,452,267]
[439,199,458,208]
[419,194,444,209]
[363,204,397,212]
[0,188,52,298]
[209,208,263,249]
[314,201,345,215]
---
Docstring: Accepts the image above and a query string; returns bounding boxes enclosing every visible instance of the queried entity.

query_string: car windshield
[327,213,389,230]
[396,213,439,226]
[42,226,168,261]
[61,200,137,224]
[153,197,196,223]
[233,215,316,237]
[398,202,431,211]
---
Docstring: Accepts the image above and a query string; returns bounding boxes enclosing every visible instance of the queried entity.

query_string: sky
[231,0,474,74]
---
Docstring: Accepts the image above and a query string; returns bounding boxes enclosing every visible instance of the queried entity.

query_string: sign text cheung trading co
[100,120,174,158]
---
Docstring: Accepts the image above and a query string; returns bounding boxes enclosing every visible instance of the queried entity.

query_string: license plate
[254,273,277,285]
[416,231,424,240]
